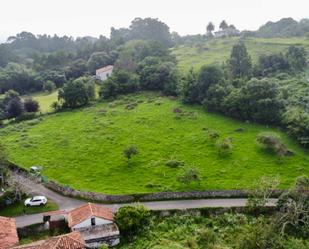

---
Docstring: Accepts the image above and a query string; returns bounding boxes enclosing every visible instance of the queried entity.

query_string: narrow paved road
[10,172,277,228]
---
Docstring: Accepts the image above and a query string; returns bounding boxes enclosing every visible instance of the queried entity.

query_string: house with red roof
[11,231,86,249]
[0,216,19,249]
[96,65,113,81]
[66,203,119,248]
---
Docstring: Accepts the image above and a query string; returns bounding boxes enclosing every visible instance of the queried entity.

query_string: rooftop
[0,216,19,249]
[67,203,114,228]
[11,231,86,249]
[96,65,113,74]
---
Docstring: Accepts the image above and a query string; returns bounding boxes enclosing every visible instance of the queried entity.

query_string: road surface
[10,172,277,228]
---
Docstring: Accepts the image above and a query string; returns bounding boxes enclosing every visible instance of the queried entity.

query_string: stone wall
[45,180,284,203]
[10,163,284,204]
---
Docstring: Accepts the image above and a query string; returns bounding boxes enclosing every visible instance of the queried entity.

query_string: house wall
[96,68,113,81]
[72,216,112,230]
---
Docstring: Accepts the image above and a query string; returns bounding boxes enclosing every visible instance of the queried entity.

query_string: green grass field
[0,92,308,194]
[22,90,58,113]
[171,37,309,71]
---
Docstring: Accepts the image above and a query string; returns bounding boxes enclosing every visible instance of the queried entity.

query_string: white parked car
[24,196,47,207]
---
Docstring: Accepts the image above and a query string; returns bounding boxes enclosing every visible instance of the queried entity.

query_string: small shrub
[256,132,290,156]
[173,107,183,113]
[123,145,139,161]
[216,138,233,156]
[208,130,220,140]
[166,159,184,168]
[177,167,201,185]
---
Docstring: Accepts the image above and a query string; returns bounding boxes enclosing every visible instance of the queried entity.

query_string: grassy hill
[1,92,308,194]
[22,90,58,113]
[171,37,309,71]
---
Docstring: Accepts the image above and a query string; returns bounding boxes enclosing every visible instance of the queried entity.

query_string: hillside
[171,37,309,71]
[1,92,308,194]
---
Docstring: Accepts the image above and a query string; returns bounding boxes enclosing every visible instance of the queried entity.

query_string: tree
[128,18,172,47]
[247,176,280,209]
[286,46,307,72]
[276,176,309,237]
[58,80,90,108]
[181,68,199,104]
[206,22,215,34]
[123,145,139,162]
[65,59,88,79]
[229,42,252,78]
[0,142,9,185]
[223,78,284,124]
[282,107,309,147]
[219,20,228,30]
[6,98,24,119]
[87,51,112,73]
[100,70,140,99]
[43,80,56,93]
[24,98,40,113]
[115,205,151,236]
[177,167,201,185]
[197,65,224,102]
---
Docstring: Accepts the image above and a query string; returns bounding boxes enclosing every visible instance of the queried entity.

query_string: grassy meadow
[22,90,58,113]
[171,37,309,71]
[0,92,308,194]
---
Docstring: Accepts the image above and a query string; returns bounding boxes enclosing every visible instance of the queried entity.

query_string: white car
[24,196,47,207]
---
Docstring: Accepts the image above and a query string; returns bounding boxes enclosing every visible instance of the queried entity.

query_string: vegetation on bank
[0,93,308,194]
[0,198,58,217]
[117,177,309,248]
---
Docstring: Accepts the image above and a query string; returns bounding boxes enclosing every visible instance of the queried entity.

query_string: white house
[67,203,120,248]
[96,65,114,81]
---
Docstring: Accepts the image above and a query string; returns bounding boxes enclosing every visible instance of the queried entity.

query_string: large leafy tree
[197,65,224,102]
[181,68,199,104]
[229,42,252,79]
[223,78,284,124]
[128,18,172,47]
[58,78,93,108]
[87,51,112,74]
[286,46,307,72]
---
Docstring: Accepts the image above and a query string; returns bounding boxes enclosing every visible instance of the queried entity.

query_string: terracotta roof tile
[96,65,113,73]
[0,216,19,249]
[67,203,114,228]
[12,231,86,249]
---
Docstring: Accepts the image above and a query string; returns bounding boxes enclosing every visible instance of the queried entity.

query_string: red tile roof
[67,203,114,228]
[0,216,19,249]
[96,65,113,74]
[12,231,86,249]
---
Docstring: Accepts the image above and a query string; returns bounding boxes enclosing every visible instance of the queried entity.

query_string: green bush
[115,205,151,236]
[256,132,290,156]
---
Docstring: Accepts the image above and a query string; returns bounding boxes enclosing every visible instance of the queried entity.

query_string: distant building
[95,65,113,81]
[0,216,19,249]
[67,203,120,248]
[215,28,240,38]
[11,231,86,249]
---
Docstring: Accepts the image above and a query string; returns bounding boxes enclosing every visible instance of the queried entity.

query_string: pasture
[1,92,308,194]
[171,37,309,71]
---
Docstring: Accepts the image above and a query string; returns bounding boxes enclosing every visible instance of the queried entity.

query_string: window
[106,73,109,78]
[91,217,96,226]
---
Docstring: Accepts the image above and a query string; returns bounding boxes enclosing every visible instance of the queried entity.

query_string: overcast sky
[1,0,308,41]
